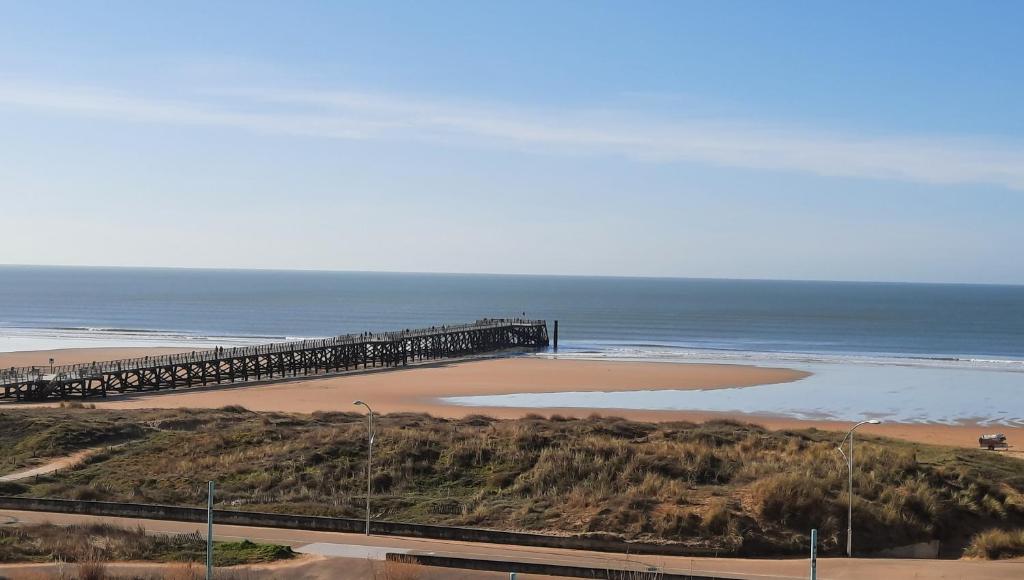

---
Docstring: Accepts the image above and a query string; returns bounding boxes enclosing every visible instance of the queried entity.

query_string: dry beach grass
[2,407,1022,558]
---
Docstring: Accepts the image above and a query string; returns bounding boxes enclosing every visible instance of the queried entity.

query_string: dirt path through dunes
[0,446,112,482]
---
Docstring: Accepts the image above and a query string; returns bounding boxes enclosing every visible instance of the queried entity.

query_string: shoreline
[0,346,198,369]
[2,346,1021,451]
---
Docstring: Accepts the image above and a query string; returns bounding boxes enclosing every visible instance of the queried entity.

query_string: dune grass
[0,521,293,566]
[965,528,1024,560]
[2,407,1022,556]
[0,409,147,476]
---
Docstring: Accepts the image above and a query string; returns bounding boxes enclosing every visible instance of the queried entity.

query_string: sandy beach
[0,347,193,369]
[2,347,1020,450]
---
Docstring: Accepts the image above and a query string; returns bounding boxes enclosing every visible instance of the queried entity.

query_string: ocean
[2,265,1022,424]
[2,265,1022,361]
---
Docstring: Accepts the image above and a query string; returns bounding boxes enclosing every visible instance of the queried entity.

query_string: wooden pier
[0,319,548,401]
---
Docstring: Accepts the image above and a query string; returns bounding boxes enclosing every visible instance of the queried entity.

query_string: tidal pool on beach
[443,359,1024,426]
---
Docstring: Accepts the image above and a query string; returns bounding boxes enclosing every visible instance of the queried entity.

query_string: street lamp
[837,419,881,557]
[353,400,375,535]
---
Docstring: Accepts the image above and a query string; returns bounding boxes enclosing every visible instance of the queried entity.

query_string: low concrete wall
[868,540,940,559]
[0,496,717,557]
[389,553,733,580]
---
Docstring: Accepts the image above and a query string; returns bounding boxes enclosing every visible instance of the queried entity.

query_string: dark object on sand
[979,433,1008,451]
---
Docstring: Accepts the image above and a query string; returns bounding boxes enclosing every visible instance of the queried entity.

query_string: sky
[1,1,1023,284]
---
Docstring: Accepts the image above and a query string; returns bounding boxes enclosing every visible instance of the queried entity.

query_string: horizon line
[2,262,1021,289]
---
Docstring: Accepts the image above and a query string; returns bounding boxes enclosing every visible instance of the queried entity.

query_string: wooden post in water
[553,320,559,351]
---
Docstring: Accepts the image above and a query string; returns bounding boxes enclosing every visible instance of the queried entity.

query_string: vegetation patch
[0,409,148,476]
[0,522,293,566]
[3,408,1023,556]
[965,528,1024,560]
[214,540,295,566]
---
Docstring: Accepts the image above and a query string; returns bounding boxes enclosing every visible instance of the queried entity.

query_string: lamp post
[837,419,881,557]
[353,400,375,535]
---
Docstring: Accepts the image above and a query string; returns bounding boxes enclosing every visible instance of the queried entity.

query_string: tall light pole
[837,419,881,557]
[353,400,375,535]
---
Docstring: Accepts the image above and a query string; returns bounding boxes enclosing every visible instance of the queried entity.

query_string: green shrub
[0,481,28,495]
[215,539,294,566]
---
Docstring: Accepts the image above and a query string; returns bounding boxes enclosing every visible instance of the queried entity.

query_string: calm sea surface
[1,266,1021,423]
[1,265,1022,360]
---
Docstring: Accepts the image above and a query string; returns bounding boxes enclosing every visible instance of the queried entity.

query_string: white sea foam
[542,340,1024,373]
[0,326,282,353]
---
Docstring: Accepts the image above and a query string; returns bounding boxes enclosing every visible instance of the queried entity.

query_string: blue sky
[1,1,1023,283]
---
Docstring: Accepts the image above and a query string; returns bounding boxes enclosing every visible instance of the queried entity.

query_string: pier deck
[1,319,548,401]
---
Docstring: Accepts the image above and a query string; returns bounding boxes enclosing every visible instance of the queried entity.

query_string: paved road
[1,509,1022,579]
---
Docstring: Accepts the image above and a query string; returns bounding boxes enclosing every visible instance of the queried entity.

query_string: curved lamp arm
[353,400,375,441]
[837,419,881,451]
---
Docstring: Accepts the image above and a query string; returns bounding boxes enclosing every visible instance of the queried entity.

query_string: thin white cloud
[2,82,1024,190]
